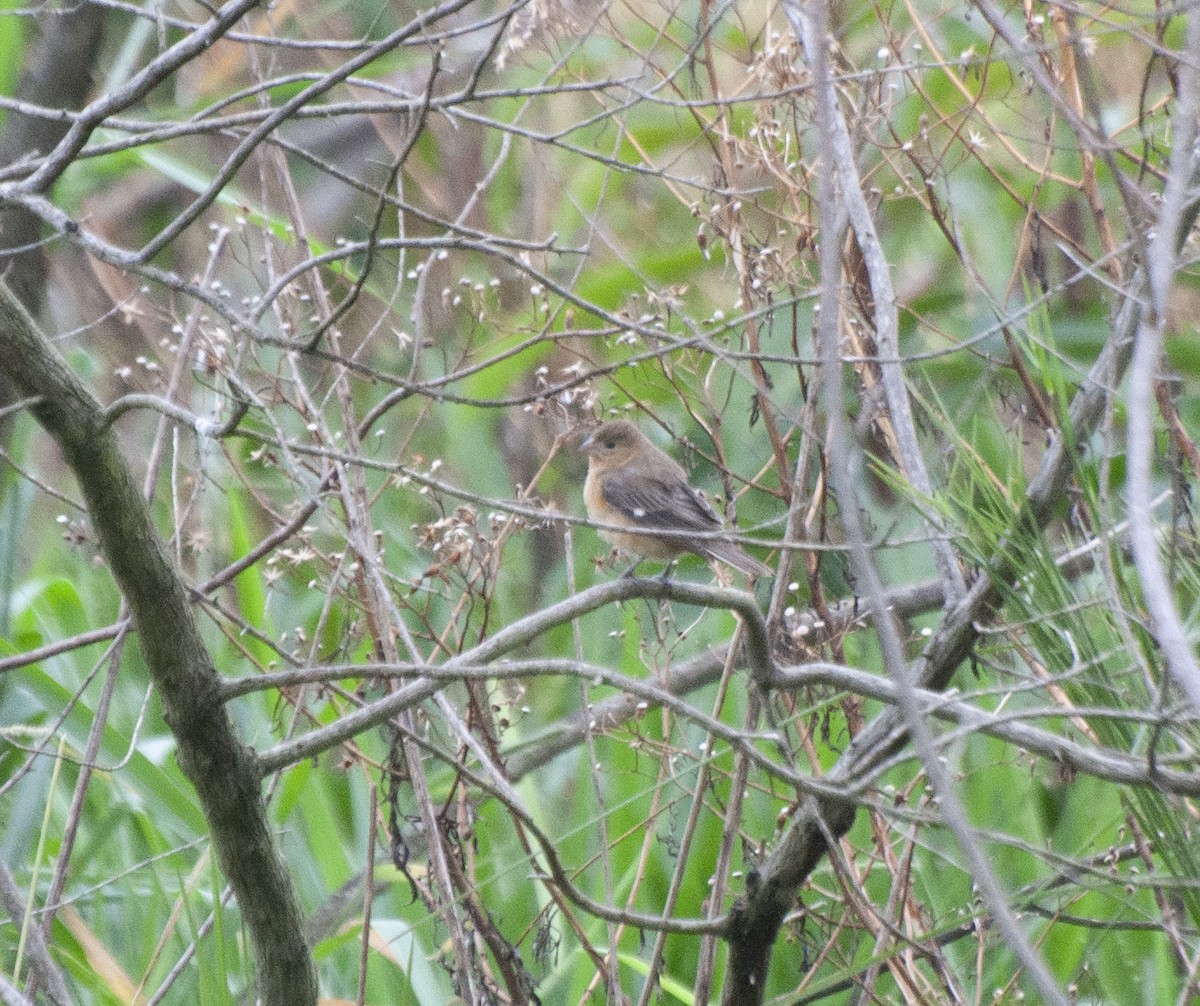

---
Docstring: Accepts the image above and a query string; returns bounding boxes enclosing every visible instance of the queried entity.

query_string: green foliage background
[2,0,1199,1003]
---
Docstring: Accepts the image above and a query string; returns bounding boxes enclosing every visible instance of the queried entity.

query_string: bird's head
[580,420,648,470]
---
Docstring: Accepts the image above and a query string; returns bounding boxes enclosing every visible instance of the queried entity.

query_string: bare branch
[0,283,316,1005]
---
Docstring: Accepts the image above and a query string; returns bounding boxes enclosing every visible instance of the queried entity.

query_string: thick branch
[0,284,315,1006]
[718,189,1144,1006]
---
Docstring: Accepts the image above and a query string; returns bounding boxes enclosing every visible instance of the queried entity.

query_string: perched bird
[581,419,771,579]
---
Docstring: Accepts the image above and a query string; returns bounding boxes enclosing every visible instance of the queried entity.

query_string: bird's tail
[703,539,772,579]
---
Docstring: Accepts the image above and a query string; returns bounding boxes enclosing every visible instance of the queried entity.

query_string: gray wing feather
[601,466,771,577]
[599,468,721,532]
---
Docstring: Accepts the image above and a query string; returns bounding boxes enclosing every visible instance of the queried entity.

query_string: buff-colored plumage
[581,420,770,578]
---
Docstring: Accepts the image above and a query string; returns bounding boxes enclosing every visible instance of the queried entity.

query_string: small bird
[581,419,771,579]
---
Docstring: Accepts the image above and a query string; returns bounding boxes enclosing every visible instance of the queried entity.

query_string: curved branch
[254,577,776,776]
[770,664,1200,796]
[102,393,249,438]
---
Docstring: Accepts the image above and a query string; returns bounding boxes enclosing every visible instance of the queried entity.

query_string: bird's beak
[579,433,595,453]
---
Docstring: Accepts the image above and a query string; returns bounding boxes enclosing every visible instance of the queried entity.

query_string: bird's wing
[599,467,723,534]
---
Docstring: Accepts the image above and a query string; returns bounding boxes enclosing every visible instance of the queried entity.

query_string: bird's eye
[604,439,616,450]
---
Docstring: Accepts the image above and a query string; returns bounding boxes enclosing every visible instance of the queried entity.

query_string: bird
[580,419,771,579]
